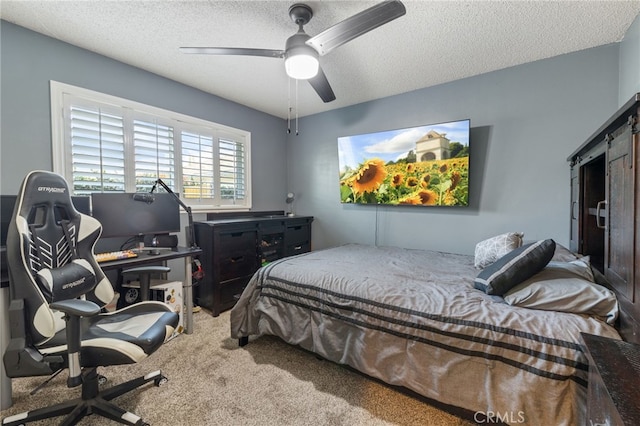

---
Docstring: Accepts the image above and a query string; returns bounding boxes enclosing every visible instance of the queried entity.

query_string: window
[51,81,251,210]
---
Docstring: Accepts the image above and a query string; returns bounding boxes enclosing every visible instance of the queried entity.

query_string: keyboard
[95,250,138,263]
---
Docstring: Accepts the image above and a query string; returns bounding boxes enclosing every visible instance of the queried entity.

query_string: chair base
[2,368,167,426]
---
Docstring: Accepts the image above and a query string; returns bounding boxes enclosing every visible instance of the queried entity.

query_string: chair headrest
[19,170,75,212]
[13,171,82,273]
[15,171,81,232]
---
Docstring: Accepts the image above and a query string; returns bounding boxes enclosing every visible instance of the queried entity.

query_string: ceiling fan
[180,1,406,103]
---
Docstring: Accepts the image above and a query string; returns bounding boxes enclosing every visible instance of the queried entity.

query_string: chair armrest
[122,266,171,275]
[49,299,101,317]
[48,299,100,387]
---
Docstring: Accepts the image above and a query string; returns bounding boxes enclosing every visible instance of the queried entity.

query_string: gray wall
[0,21,287,216]
[619,12,640,105]
[287,45,622,255]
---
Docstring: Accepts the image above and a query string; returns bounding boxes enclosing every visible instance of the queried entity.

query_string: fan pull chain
[295,79,299,136]
[287,77,292,134]
[286,77,301,135]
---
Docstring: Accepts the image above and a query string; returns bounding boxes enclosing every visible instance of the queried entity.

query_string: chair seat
[39,301,179,366]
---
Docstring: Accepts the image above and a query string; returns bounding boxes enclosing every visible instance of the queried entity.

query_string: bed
[230,242,621,425]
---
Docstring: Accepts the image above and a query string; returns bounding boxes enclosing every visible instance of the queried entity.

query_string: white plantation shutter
[181,131,214,200]
[51,81,251,210]
[133,119,175,191]
[181,130,248,206]
[219,138,246,202]
[69,105,125,194]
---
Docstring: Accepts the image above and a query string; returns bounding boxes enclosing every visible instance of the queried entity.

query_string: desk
[98,246,202,335]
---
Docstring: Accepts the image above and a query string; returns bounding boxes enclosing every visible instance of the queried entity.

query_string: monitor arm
[150,179,198,250]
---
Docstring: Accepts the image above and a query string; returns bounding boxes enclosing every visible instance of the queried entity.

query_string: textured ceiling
[2,1,639,119]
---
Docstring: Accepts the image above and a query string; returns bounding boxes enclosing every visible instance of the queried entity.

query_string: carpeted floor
[1,309,473,425]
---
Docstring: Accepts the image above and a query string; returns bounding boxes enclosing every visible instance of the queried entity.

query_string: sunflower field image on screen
[338,119,470,206]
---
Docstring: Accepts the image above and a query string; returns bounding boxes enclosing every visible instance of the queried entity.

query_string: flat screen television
[338,119,470,206]
[90,192,180,239]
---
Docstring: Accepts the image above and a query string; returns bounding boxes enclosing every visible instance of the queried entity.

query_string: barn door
[605,124,635,301]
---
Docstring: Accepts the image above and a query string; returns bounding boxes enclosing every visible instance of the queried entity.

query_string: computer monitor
[1,194,92,247]
[90,192,181,239]
[71,196,92,216]
[1,195,17,247]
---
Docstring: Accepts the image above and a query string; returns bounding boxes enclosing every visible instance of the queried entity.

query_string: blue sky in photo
[338,119,470,172]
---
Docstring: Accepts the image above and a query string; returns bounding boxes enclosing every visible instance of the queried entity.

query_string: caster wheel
[154,375,168,386]
[98,374,107,385]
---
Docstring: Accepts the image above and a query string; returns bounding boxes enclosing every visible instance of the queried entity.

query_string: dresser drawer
[220,276,252,307]
[218,230,257,253]
[219,252,258,282]
[285,224,310,246]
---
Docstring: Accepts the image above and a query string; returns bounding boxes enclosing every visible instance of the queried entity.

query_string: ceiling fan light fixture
[285,48,319,80]
[284,27,319,80]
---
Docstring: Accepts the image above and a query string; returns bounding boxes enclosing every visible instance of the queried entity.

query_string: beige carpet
[1,310,473,425]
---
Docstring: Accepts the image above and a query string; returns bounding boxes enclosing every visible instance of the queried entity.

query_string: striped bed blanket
[230,244,620,425]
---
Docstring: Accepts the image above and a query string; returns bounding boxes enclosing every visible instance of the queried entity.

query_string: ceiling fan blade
[180,47,285,58]
[306,1,406,56]
[308,66,336,103]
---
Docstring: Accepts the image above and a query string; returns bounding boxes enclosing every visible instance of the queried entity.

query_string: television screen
[338,119,470,206]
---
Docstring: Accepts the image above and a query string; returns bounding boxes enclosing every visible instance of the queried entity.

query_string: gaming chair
[2,171,179,426]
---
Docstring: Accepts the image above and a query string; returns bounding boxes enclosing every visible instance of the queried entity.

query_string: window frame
[50,81,252,212]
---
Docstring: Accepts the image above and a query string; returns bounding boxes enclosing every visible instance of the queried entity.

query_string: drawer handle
[230,232,244,237]
[294,245,302,250]
[230,256,245,263]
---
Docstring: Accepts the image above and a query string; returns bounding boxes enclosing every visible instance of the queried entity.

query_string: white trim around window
[50,81,251,211]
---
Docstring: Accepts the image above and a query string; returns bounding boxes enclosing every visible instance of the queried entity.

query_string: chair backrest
[6,171,115,345]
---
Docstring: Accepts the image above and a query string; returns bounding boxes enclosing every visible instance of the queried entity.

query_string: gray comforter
[230,244,620,425]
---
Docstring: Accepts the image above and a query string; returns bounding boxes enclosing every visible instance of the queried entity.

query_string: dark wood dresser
[194,211,313,316]
[581,333,640,425]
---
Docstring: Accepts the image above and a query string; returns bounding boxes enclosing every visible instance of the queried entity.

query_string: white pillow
[474,232,524,269]
[503,259,619,325]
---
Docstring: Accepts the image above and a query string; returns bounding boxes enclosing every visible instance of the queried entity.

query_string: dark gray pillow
[474,239,556,296]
